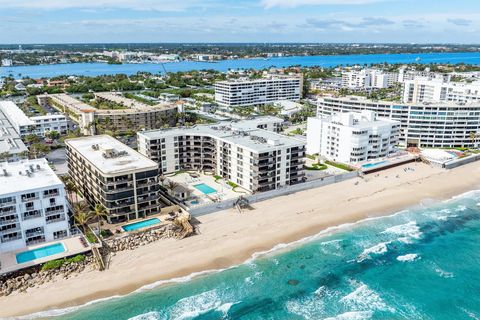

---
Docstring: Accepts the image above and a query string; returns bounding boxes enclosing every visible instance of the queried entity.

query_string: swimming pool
[16,243,66,264]
[194,183,217,195]
[122,218,161,232]
[361,160,388,169]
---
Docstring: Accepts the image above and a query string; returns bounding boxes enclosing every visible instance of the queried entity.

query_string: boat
[415,57,421,61]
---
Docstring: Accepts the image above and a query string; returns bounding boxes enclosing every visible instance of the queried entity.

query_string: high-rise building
[137,118,306,193]
[307,111,400,163]
[215,76,302,107]
[0,159,70,252]
[317,95,480,148]
[65,135,164,223]
[403,78,480,104]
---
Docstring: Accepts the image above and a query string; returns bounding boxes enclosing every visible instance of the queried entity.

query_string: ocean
[2,52,480,79]
[24,190,480,320]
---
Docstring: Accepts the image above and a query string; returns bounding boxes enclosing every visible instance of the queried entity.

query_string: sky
[0,0,479,44]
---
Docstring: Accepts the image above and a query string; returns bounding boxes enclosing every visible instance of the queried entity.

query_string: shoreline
[2,162,480,318]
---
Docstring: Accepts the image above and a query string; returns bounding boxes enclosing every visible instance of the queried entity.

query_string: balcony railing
[25,230,45,238]
[0,217,19,226]
[26,237,46,246]
[46,215,66,224]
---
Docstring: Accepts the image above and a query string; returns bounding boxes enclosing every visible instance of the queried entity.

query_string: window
[54,230,68,239]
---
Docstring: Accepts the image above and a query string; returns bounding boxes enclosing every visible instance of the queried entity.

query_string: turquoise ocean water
[2,52,480,78]
[24,190,480,320]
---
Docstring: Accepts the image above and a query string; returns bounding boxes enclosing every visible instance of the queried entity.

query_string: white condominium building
[317,96,480,148]
[0,101,36,137]
[0,108,28,160]
[31,114,68,136]
[0,101,68,137]
[307,111,399,164]
[398,67,450,83]
[0,159,70,253]
[403,78,480,104]
[215,76,302,107]
[341,69,398,89]
[138,119,306,193]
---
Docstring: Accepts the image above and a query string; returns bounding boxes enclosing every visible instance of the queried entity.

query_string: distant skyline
[0,0,479,44]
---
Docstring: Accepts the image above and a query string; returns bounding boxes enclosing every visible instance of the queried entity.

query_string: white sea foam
[461,308,480,320]
[18,189,480,319]
[340,281,395,313]
[323,311,374,320]
[434,267,454,278]
[382,221,422,243]
[357,242,390,262]
[396,253,419,262]
[7,295,123,320]
[128,311,165,320]
[286,295,326,319]
[168,289,235,320]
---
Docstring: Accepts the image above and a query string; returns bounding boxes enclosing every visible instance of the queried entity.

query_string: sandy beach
[2,161,480,318]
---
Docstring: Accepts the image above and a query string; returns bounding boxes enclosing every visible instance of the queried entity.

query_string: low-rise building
[137,118,305,193]
[273,100,303,117]
[215,75,302,108]
[65,135,164,223]
[0,108,28,160]
[31,114,68,136]
[46,93,178,135]
[0,101,36,137]
[307,111,400,163]
[0,158,70,252]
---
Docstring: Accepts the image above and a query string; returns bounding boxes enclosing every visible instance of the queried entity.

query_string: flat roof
[0,101,35,127]
[216,76,301,85]
[66,135,158,175]
[49,93,177,114]
[0,110,28,154]
[0,158,62,195]
[139,122,304,153]
[30,114,67,120]
[319,95,480,108]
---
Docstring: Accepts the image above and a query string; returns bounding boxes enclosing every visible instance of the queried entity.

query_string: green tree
[90,204,108,234]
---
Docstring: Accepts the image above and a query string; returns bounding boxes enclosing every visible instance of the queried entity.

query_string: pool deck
[0,236,92,276]
[167,172,250,208]
[103,205,182,235]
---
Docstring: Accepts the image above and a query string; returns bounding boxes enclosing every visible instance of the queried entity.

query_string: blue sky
[0,0,479,43]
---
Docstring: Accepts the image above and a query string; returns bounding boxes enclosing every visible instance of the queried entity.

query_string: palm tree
[165,180,179,196]
[73,202,92,233]
[469,131,478,149]
[90,204,107,234]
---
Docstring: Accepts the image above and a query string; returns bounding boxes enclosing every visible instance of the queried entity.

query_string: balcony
[21,195,39,202]
[25,229,45,238]
[1,233,22,243]
[43,191,60,198]
[26,237,46,246]
[0,225,21,234]
[0,199,16,207]
[46,215,66,224]
[0,217,19,226]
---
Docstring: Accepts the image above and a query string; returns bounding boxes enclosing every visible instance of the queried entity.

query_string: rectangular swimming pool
[194,183,217,195]
[362,160,388,169]
[122,218,161,232]
[16,243,66,264]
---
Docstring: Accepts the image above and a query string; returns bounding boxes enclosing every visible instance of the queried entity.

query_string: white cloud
[0,0,208,11]
[262,0,387,8]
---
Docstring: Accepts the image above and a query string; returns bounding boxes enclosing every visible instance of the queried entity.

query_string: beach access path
[2,162,480,318]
